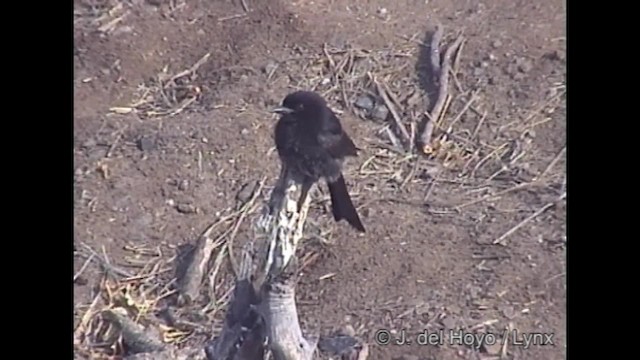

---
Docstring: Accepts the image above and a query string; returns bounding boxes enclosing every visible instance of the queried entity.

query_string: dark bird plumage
[272,91,365,233]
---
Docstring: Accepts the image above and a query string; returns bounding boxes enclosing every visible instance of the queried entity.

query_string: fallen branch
[102,308,165,354]
[177,223,225,305]
[419,26,465,154]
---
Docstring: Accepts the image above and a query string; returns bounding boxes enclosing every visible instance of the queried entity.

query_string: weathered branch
[177,223,222,305]
[102,308,165,355]
[206,165,317,360]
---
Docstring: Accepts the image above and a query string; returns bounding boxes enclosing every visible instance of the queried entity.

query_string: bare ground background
[73,0,566,359]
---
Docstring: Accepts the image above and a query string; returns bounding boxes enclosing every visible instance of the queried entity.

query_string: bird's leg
[297,178,314,212]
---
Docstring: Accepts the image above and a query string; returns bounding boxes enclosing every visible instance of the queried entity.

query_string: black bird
[272,91,365,233]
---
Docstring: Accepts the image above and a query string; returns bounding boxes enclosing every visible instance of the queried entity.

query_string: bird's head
[271,91,327,117]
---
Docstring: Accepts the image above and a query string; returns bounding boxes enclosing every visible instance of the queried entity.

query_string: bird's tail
[327,175,365,232]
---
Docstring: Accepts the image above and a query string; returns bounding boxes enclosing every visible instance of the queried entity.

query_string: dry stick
[420,34,465,152]
[240,0,250,13]
[444,91,478,135]
[493,192,566,246]
[177,221,227,305]
[168,53,211,85]
[455,181,541,210]
[102,307,166,354]
[430,26,444,77]
[74,253,95,282]
[471,111,488,140]
[536,145,566,181]
[374,80,411,149]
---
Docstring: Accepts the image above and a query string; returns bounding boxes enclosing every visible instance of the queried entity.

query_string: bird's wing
[318,111,358,158]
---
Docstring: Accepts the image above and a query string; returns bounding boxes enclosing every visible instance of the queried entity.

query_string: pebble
[354,94,375,111]
[370,104,389,121]
[177,203,197,214]
[137,136,156,152]
[492,40,502,48]
[517,58,533,73]
[178,180,189,191]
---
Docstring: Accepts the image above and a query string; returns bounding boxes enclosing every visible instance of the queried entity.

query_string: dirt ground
[74,1,566,359]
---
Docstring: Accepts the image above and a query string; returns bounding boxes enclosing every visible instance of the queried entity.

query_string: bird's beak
[271,106,294,114]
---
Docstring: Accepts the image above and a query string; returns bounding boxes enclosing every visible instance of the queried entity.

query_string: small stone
[370,104,389,121]
[202,137,209,143]
[517,58,533,73]
[137,136,156,152]
[240,128,249,135]
[354,95,375,111]
[473,67,485,77]
[492,40,502,48]
[177,203,197,214]
[178,180,189,191]
[545,49,566,62]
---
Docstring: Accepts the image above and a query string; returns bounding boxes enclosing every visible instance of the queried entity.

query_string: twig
[74,253,95,282]
[471,111,487,140]
[444,90,478,134]
[419,32,465,153]
[240,0,250,13]
[168,53,211,85]
[177,221,227,305]
[493,192,566,245]
[218,13,247,22]
[374,79,411,150]
[455,181,542,210]
[536,145,566,181]
[79,242,133,278]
